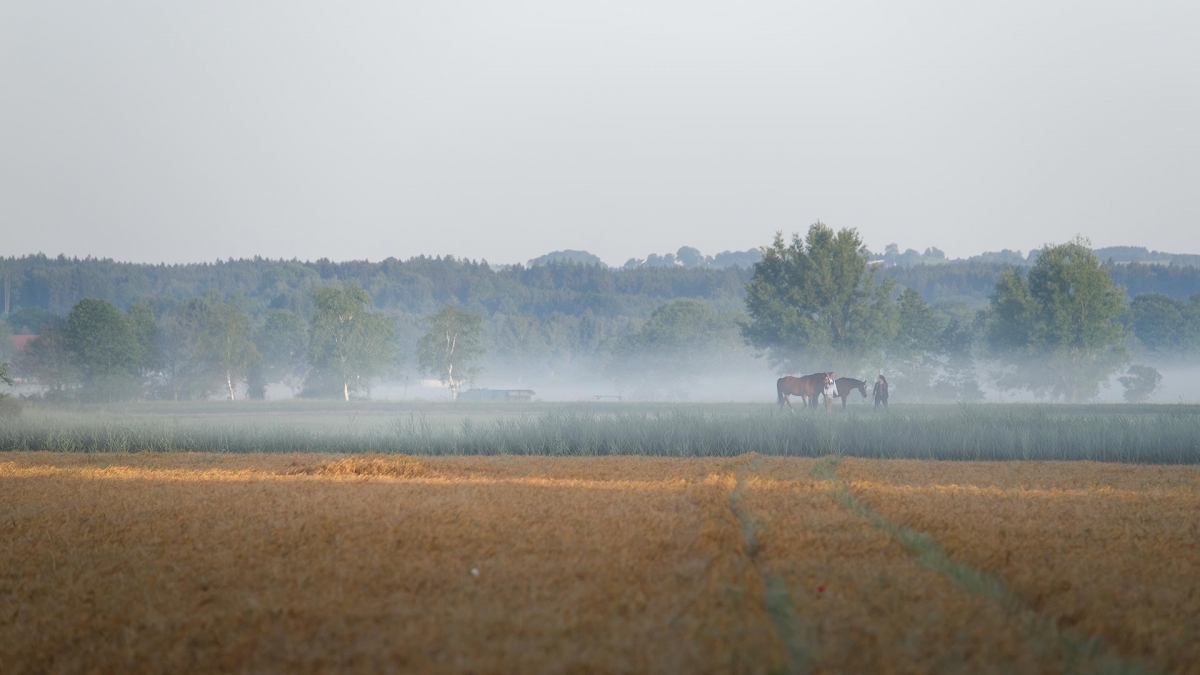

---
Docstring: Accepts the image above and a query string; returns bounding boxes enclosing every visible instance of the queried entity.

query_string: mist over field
[4,4,1200,672]
[4,234,1200,406]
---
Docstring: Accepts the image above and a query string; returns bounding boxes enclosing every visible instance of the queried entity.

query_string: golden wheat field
[2,453,1198,673]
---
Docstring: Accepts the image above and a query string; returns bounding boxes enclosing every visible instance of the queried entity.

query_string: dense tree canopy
[0,319,12,364]
[609,299,742,398]
[1126,293,1200,354]
[309,285,398,401]
[256,310,310,395]
[984,239,1128,401]
[416,305,485,400]
[743,224,897,371]
[126,300,161,379]
[159,297,222,401]
[15,318,74,397]
[204,299,258,401]
[63,298,142,400]
[4,234,1198,403]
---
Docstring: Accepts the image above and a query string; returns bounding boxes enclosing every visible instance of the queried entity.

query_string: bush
[0,395,22,419]
[1119,365,1163,403]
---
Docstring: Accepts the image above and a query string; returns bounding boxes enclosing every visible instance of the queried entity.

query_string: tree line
[4,249,1200,323]
[741,224,1175,402]
[3,287,491,403]
[3,230,1198,403]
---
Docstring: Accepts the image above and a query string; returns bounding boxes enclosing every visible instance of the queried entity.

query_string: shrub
[1119,365,1162,403]
[0,395,22,419]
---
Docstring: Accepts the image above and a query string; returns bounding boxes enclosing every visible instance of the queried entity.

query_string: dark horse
[777,372,835,411]
[832,377,868,409]
[873,375,889,409]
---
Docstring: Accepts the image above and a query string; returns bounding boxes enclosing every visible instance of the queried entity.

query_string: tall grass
[2,405,1198,462]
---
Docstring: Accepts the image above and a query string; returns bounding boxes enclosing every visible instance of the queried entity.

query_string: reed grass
[2,404,1197,462]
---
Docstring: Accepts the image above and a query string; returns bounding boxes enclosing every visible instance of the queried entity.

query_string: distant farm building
[10,334,36,354]
[458,389,536,402]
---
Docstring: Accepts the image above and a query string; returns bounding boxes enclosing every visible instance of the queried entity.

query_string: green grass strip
[728,460,813,675]
[810,456,1156,675]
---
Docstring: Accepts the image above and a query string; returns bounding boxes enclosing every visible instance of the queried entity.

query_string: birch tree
[309,285,398,401]
[416,304,485,400]
[204,300,258,401]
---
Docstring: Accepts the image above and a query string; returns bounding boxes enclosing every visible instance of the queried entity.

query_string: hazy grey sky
[2,1,1197,265]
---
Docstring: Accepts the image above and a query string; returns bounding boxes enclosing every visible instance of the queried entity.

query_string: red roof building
[10,334,36,354]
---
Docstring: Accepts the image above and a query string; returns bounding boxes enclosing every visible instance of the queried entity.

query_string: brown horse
[777,372,835,411]
[873,375,889,409]
[832,377,868,409]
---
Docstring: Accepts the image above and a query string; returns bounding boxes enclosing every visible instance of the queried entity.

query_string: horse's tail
[776,378,786,406]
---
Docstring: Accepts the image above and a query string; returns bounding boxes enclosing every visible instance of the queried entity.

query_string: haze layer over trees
[2,231,1199,402]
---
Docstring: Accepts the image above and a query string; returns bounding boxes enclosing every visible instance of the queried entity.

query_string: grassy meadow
[2,400,1199,463]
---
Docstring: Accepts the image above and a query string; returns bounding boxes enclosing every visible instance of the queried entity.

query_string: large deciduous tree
[416,304,485,400]
[743,223,897,372]
[204,299,258,401]
[933,315,985,402]
[63,298,141,400]
[1126,293,1195,354]
[256,309,310,396]
[125,300,162,396]
[0,360,16,418]
[159,297,223,401]
[309,285,398,401]
[984,238,1128,401]
[0,319,13,364]
[15,317,76,397]
[889,288,943,394]
[609,299,741,398]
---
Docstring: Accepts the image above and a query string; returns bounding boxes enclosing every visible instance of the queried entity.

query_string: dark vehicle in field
[458,389,536,402]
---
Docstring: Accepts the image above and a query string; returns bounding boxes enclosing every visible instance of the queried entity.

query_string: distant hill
[622,247,761,270]
[873,244,1200,268]
[711,249,763,268]
[527,250,605,267]
[1092,246,1200,267]
[526,247,762,269]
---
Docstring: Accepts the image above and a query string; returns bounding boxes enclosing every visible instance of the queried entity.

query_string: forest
[2,231,1200,404]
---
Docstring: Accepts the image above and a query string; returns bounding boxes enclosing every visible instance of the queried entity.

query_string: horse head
[823,372,837,398]
[856,378,868,399]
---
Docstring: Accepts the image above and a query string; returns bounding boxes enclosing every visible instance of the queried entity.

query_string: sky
[1,1,1197,266]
